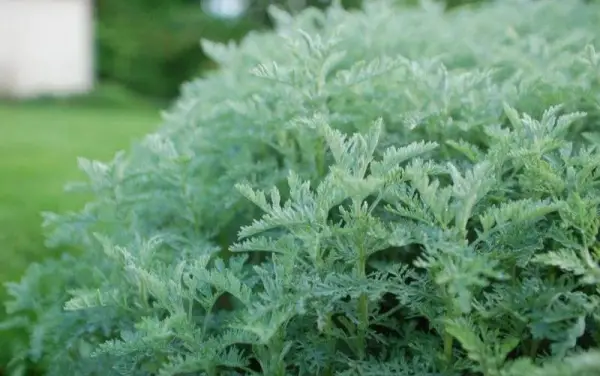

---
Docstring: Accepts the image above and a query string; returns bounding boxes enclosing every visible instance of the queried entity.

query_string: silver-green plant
[3,0,600,375]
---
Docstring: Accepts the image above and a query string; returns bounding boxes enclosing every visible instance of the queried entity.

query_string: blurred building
[0,0,94,99]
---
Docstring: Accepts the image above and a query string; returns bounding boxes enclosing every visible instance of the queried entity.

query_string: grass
[0,98,160,366]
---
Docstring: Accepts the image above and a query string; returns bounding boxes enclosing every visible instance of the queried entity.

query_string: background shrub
[4,0,600,375]
[95,0,363,99]
[95,0,259,99]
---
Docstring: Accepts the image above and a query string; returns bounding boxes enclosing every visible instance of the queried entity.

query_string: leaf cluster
[4,0,600,375]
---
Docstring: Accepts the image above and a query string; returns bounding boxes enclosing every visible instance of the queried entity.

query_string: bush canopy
[4,0,600,375]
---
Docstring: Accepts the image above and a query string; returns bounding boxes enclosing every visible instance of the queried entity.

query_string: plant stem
[443,330,454,365]
[357,241,368,360]
[316,141,326,179]
[529,339,540,358]
[357,293,369,359]
[139,282,149,309]
[323,313,335,376]
[271,330,287,376]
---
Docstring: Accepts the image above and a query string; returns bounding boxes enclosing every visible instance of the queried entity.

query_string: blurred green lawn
[0,101,159,365]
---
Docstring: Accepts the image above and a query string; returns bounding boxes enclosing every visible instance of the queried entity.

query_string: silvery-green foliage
[4,0,600,375]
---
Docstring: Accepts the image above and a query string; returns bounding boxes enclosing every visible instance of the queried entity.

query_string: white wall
[0,0,94,98]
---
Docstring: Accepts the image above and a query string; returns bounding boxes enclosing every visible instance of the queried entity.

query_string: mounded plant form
[3,0,600,375]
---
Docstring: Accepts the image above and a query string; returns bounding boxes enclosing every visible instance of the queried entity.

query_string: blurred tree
[96,0,262,99]
[95,0,497,100]
[96,0,363,99]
